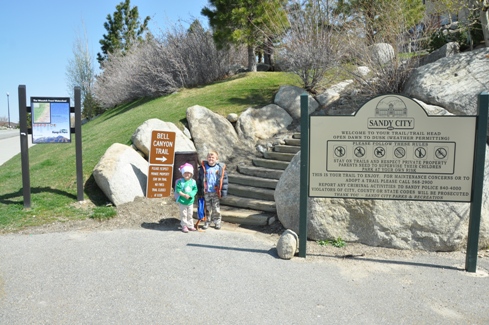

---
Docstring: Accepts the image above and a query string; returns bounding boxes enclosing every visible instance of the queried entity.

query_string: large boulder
[368,43,395,65]
[274,85,319,120]
[419,42,460,66]
[131,118,195,157]
[93,143,149,206]
[275,149,489,251]
[404,48,489,116]
[235,104,293,146]
[186,105,239,162]
[316,80,354,108]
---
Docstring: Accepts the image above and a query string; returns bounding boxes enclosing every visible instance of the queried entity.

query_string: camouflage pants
[204,192,221,226]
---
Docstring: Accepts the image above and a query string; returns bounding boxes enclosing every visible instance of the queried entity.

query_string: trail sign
[147,130,176,198]
[309,95,476,202]
[149,131,176,165]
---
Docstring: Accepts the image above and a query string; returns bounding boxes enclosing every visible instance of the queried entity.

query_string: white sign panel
[310,95,476,202]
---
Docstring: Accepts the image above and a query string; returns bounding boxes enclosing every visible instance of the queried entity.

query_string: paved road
[0,129,34,166]
[0,227,488,324]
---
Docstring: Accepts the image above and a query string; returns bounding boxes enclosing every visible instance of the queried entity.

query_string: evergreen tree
[201,0,288,71]
[97,0,151,66]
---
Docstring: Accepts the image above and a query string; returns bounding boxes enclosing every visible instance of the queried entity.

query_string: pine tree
[201,0,288,71]
[97,0,151,66]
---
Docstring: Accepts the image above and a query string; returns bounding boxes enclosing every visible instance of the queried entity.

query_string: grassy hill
[0,72,302,232]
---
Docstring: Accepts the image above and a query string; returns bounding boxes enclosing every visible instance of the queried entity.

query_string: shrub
[94,22,246,108]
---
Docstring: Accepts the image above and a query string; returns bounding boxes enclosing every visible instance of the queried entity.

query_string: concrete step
[220,206,272,226]
[274,145,300,154]
[228,174,278,189]
[252,158,290,170]
[193,206,271,226]
[221,195,276,212]
[237,165,283,180]
[228,183,275,201]
[284,138,300,146]
[292,133,301,139]
[263,151,295,162]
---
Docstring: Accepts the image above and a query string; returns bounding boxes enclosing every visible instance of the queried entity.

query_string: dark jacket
[197,161,228,198]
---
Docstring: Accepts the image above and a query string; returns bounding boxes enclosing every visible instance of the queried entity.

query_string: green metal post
[18,85,31,208]
[465,92,489,272]
[299,94,309,257]
[74,87,84,202]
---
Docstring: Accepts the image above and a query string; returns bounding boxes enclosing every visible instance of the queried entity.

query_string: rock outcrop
[235,104,293,147]
[274,85,319,119]
[404,48,489,116]
[274,146,489,251]
[93,143,149,206]
[131,118,195,157]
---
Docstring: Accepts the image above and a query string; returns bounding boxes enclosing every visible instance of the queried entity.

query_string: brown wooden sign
[146,165,173,198]
[147,130,176,198]
[149,130,176,165]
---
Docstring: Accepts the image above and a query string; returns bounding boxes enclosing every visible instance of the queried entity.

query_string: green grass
[317,237,346,248]
[0,72,302,232]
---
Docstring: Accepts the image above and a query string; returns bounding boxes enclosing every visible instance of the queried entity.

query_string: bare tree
[275,0,344,93]
[66,21,98,118]
[343,1,424,95]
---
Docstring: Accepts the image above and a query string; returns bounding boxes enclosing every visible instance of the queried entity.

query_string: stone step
[237,165,283,180]
[220,206,272,226]
[252,158,290,170]
[292,133,301,139]
[228,174,278,189]
[284,138,301,146]
[274,145,300,154]
[220,195,276,212]
[228,183,275,201]
[263,151,295,162]
[193,206,271,226]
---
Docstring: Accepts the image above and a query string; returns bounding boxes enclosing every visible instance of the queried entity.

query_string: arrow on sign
[155,156,167,163]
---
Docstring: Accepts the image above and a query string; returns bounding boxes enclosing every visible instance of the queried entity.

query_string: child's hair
[207,150,219,158]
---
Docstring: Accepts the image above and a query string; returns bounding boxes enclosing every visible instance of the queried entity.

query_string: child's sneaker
[182,226,189,233]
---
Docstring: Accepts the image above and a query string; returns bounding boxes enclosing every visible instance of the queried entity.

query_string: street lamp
[6,92,10,129]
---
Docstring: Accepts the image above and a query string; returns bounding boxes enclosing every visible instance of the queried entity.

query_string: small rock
[256,145,266,155]
[227,113,238,123]
[277,229,299,260]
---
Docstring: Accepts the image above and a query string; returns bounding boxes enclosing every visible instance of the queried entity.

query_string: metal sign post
[18,85,84,208]
[299,94,309,257]
[18,85,31,208]
[465,92,489,272]
[74,87,83,202]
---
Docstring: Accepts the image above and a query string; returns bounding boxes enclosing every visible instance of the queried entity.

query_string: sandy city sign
[309,95,477,202]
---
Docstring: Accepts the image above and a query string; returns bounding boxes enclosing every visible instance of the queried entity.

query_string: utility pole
[6,92,10,128]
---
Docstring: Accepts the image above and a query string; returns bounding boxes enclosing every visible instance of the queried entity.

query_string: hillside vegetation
[0,72,301,232]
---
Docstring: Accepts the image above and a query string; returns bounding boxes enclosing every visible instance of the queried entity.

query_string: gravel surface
[9,196,489,263]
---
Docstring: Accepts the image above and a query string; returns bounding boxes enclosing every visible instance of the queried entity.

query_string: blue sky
[0,0,209,124]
